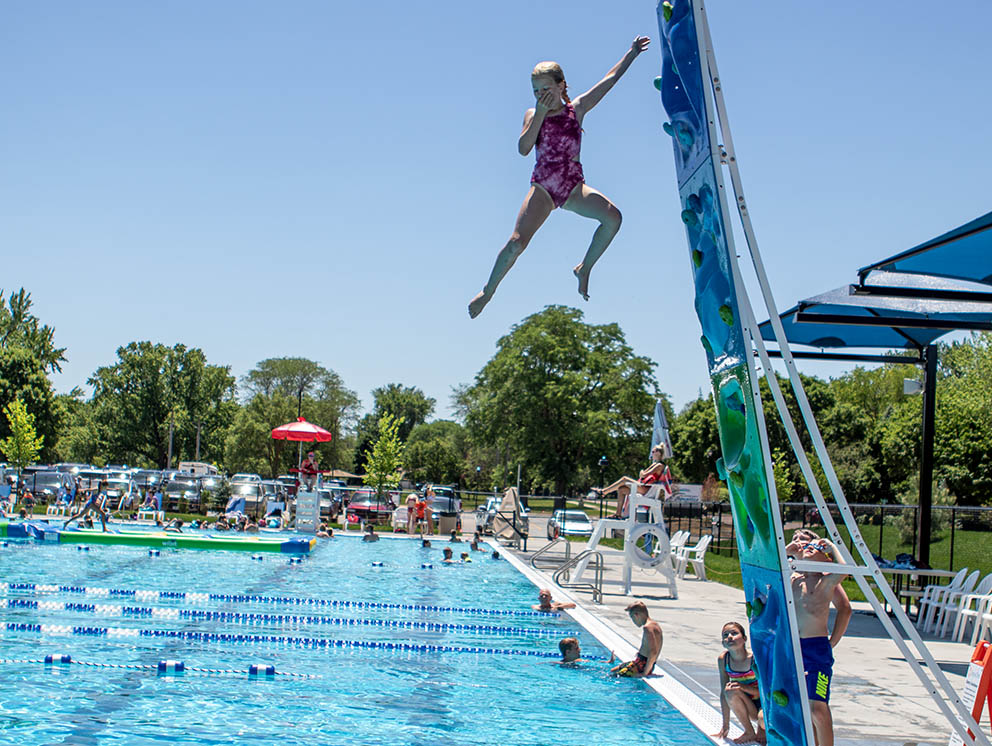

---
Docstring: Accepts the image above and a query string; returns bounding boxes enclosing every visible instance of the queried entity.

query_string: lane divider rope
[0,656,315,678]
[0,583,559,619]
[4,622,563,658]
[0,599,574,638]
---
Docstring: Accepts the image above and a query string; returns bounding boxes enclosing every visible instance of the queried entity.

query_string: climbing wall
[655,2,810,744]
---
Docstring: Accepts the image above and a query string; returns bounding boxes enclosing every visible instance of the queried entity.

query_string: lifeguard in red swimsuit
[468,36,651,319]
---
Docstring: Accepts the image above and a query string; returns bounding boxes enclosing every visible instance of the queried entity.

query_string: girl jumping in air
[468,36,651,319]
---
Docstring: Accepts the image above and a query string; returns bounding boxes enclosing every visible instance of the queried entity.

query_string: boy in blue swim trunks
[785,533,848,746]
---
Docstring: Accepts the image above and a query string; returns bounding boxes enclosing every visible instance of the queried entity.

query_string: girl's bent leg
[469,186,554,318]
[562,184,622,301]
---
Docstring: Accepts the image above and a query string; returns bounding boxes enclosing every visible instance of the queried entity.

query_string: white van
[177,461,219,477]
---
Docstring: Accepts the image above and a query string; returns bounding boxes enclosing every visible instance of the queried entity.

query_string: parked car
[132,469,164,491]
[197,475,226,509]
[230,473,262,483]
[178,461,218,477]
[547,509,593,539]
[475,495,530,536]
[228,482,265,515]
[53,462,92,476]
[77,468,109,491]
[21,470,75,501]
[105,478,140,510]
[163,476,200,511]
[276,474,299,497]
[345,488,395,524]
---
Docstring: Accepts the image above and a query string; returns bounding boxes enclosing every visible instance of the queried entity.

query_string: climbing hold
[662,122,674,137]
[687,193,701,212]
[729,471,744,489]
[772,690,789,707]
[718,305,734,326]
[653,76,664,92]
[692,249,703,268]
[662,1,673,22]
[681,209,699,227]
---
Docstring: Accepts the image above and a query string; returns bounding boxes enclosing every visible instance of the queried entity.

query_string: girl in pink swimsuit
[468,36,651,319]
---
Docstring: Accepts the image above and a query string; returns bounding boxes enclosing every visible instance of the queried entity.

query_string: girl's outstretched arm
[573,36,650,121]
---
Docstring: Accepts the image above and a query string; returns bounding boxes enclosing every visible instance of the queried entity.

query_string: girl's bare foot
[731,732,760,745]
[573,265,590,301]
[468,290,491,319]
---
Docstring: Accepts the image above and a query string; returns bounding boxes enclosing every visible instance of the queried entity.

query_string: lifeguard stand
[572,486,678,599]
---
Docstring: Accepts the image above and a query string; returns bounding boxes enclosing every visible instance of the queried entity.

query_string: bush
[895,477,951,546]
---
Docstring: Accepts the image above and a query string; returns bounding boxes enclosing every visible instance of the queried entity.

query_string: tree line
[3,286,991,505]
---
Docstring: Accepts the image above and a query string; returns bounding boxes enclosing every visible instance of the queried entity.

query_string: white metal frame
[692,3,989,743]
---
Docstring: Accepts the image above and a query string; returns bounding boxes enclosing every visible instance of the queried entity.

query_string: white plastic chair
[668,530,689,558]
[950,573,992,642]
[930,569,979,635]
[973,595,992,646]
[676,534,712,580]
[917,567,968,630]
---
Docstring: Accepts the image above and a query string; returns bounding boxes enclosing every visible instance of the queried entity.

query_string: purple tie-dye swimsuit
[531,103,584,208]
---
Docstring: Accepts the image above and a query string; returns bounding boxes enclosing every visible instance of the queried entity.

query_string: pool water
[0,535,712,745]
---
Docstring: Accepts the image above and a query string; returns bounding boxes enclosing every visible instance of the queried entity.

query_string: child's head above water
[558,636,580,662]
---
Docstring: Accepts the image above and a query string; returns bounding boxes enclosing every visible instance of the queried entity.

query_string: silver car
[547,509,593,539]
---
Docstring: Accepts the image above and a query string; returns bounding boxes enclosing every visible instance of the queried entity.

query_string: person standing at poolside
[610,601,662,678]
[468,36,651,318]
[783,533,848,746]
[405,492,417,534]
[791,529,852,649]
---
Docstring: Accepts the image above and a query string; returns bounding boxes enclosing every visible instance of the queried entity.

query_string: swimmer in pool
[468,36,651,318]
[533,588,576,612]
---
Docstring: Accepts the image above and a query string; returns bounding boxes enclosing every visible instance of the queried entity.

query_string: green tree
[457,306,658,495]
[89,342,237,468]
[363,413,405,501]
[0,347,60,463]
[0,288,66,373]
[403,420,467,485]
[355,384,435,471]
[0,398,44,488]
[53,390,102,464]
[669,394,720,483]
[228,359,359,476]
[224,393,297,476]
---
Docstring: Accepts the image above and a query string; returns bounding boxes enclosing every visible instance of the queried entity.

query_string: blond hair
[531,61,571,104]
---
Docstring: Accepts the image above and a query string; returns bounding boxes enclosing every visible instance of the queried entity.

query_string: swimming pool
[0,534,714,745]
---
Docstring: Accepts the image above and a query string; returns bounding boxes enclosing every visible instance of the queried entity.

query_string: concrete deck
[504,535,988,746]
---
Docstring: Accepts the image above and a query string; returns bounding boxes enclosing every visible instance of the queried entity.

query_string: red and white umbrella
[270,417,333,443]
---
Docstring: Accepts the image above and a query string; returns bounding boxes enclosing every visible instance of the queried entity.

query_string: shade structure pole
[917,344,938,568]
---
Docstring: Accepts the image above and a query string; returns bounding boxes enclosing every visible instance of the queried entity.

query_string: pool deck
[501,534,988,746]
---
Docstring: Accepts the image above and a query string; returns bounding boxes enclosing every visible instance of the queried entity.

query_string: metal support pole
[917,344,937,567]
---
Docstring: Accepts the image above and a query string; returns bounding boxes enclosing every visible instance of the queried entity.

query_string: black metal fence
[658,500,992,571]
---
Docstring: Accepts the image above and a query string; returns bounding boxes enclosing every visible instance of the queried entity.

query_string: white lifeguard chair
[572,485,678,598]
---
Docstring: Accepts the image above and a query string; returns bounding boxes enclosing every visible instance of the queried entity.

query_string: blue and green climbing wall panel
[656,2,810,744]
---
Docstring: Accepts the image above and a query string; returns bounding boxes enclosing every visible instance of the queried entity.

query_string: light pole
[598,455,609,519]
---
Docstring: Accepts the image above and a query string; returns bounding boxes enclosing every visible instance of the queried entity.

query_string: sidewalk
[506,539,986,746]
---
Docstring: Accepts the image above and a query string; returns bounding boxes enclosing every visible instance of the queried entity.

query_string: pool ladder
[552,550,605,605]
[530,537,572,570]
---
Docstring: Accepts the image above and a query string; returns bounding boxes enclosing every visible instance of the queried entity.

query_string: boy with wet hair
[610,601,662,678]
[784,532,848,746]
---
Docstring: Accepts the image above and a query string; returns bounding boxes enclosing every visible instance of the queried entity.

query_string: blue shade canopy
[759,283,992,351]
[858,211,992,285]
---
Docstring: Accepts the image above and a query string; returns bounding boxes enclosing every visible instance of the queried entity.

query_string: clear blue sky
[2,1,989,418]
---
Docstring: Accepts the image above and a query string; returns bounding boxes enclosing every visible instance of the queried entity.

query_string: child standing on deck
[784,534,848,746]
[468,36,651,318]
[713,621,765,744]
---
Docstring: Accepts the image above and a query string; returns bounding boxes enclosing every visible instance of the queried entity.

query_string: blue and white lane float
[0,599,575,637]
[3,622,567,658]
[0,654,314,678]
[0,583,560,618]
